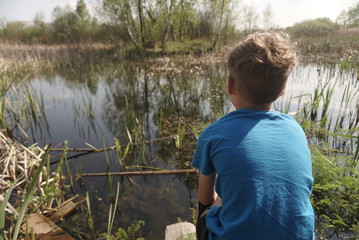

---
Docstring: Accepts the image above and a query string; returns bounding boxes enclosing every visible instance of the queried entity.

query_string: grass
[311,145,359,239]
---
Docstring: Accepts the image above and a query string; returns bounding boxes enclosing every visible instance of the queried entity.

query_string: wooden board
[165,222,196,240]
[24,212,75,240]
[48,201,77,223]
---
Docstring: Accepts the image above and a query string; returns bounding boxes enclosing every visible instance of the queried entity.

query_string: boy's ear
[228,76,236,95]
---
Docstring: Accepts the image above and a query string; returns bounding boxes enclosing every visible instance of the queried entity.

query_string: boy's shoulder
[199,109,299,140]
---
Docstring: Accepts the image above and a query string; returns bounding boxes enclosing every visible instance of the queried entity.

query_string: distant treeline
[0,0,358,51]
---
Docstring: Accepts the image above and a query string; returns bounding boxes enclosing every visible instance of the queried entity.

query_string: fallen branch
[50,133,195,165]
[76,169,198,178]
[50,135,179,152]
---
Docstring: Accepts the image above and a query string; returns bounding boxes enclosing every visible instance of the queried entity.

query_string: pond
[11,59,359,239]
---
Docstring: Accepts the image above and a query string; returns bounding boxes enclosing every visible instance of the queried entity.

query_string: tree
[173,0,197,42]
[102,0,141,50]
[242,4,258,34]
[336,10,348,27]
[137,0,145,48]
[212,0,225,49]
[2,21,28,42]
[0,18,6,38]
[32,11,48,43]
[51,5,81,42]
[76,0,90,21]
[262,4,273,31]
[340,2,359,27]
[162,0,176,50]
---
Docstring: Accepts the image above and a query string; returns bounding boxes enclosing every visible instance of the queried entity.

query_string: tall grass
[0,73,49,143]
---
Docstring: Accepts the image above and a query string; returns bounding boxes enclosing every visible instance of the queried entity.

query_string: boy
[192,32,314,240]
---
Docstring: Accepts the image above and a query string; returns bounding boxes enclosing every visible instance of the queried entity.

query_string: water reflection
[15,62,358,239]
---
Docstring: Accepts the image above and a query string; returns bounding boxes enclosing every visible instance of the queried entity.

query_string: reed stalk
[85,192,95,237]
[12,146,51,240]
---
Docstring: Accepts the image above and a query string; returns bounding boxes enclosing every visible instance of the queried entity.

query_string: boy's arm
[198,172,216,206]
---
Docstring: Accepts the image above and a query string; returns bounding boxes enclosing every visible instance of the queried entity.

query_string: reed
[175,122,186,150]
[63,140,74,188]
[107,182,120,236]
[0,144,50,239]
[85,191,96,237]
[114,138,124,170]
[12,146,51,240]
[156,108,164,136]
[103,137,110,169]
[0,43,115,77]
[294,29,359,65]
[141,142,147,166]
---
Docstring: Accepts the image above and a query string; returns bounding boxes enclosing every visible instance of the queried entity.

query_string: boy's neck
[236,103,271,111]
[233,94,271,111]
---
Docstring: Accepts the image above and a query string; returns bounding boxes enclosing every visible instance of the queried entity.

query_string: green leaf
[0,184,15,240]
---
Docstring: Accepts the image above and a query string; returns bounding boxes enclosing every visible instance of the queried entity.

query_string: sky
[241,0,358,28]
[0,0,358,28]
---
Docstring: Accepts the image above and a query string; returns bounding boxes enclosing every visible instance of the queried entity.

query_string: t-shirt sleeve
[191,130,215,175]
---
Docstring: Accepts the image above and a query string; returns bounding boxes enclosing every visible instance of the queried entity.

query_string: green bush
[287,18,340,38]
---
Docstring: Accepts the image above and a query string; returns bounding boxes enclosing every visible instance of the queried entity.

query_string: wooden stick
[49,146,115,152]
[49,134,194,165]
[76,169,198,178]
[49,134,190,152]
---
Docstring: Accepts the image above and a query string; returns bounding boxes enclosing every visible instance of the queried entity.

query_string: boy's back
[192,108,314,240]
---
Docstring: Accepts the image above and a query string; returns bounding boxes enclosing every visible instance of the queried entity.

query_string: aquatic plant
[86,191,96,237]
[311,145,359,239]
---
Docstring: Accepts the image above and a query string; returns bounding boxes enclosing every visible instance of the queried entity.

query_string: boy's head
[228,32,296,106]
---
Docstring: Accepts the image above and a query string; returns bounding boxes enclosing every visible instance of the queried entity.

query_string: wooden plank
[24,212,75,240]
[48,201,77,223]
[165,222,196,240]
[39,230,75,240]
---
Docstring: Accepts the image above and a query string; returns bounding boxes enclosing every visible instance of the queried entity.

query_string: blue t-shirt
[192,108,314,240]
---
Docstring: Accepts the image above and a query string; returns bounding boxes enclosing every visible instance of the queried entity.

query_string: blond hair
[228,32,296,105]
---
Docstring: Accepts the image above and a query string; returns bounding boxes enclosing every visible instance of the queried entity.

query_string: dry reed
[0,130,54,214]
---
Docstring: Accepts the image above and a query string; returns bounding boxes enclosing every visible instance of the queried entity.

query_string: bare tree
[242,4,258,34]
[262,3,273,31]
[162,0,175,50]
[336,10,348,28]
[212,0,225,49]
[137,0,145,48]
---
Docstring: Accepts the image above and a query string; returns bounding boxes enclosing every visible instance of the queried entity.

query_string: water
[13,61,359,239]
